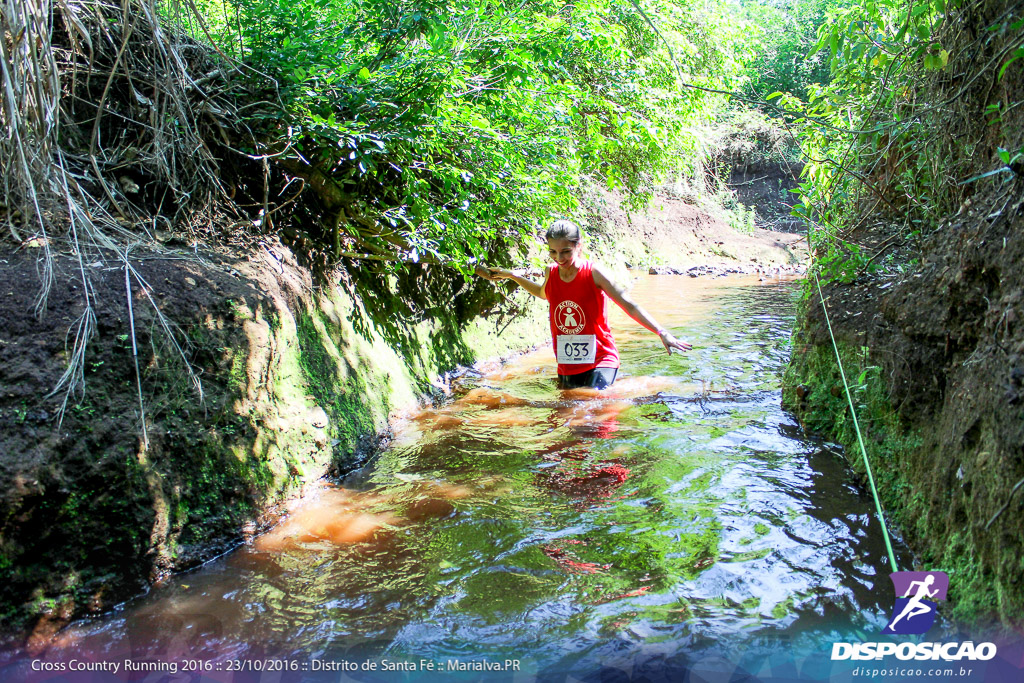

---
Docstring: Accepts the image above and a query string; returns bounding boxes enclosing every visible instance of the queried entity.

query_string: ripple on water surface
[2,276,917,678]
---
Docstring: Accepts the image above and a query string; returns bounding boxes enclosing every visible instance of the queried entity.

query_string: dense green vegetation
[13,0,1016,282]
[3,0,857,276]
[735,0,846,102]
[173,0,760,273]
[775,0,1023,282]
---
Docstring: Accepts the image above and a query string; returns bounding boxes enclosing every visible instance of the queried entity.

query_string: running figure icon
[886,574,939,631]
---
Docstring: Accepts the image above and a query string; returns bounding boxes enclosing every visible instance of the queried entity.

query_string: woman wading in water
[478,220,692,389]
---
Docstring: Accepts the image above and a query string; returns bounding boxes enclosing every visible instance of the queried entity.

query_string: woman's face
[547,238,580,269]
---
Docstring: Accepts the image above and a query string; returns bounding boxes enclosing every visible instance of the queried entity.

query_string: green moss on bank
[0,246,549,634]
[783,334,994,625]
[293,307,393,472]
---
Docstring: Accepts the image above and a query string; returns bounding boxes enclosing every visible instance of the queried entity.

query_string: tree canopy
[178,0,759,272]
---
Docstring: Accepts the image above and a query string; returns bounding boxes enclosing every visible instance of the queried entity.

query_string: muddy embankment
[783,0,1023,629]
[0,197,802,645]
[585,183,807,279]
[727,159,805,233]
[786,199,1024,631]
[787,200,1024,635]
[0,240,545,647]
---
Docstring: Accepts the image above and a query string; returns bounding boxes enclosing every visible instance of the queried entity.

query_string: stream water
[3,274,922,682]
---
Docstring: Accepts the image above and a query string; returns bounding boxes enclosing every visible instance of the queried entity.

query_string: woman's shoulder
[585,260,608,279]
[588,262,623,293]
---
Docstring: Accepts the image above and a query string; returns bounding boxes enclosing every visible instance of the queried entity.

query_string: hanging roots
[1,0,237,417]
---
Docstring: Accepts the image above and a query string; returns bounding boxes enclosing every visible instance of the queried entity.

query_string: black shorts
[557,367,618,390]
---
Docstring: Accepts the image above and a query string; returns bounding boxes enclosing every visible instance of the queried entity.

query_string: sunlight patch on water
[2,275,913,678]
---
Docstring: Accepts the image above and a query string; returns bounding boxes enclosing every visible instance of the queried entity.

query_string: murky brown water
[0,274,918,681]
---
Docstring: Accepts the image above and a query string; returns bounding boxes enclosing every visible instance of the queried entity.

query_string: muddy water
[3,275,916,680]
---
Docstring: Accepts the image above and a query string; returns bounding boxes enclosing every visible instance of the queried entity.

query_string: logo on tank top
[554,300,586,334]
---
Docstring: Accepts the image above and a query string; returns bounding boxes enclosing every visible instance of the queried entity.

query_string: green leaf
[997,47,1024,80]
[957,167,1011,185]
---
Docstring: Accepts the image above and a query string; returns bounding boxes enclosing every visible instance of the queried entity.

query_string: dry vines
[1,0,236,422]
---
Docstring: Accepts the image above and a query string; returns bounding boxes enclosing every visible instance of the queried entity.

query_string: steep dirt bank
[782,0,1023,631]
[727,160,804,232]
[784,189,1024,630]
[584,187,806,276]
[0,239,544,646]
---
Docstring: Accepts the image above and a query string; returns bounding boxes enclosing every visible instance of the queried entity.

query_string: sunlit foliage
[767,0,1022,282]
[185,0,750,271]
[733,0,848,101]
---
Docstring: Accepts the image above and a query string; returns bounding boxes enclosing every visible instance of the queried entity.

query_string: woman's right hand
[475,265,514,281]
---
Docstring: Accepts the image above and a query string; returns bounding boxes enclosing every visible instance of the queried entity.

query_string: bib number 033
[556,334,597,364]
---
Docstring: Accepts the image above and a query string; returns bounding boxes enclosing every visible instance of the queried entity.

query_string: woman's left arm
[592,265,692,355]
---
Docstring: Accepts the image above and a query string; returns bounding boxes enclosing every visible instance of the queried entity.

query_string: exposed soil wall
[0,240,544,645]
[727,160,805,232]
[784,188,1024,630]
[782,0,1024,631]
[583,187,806,275]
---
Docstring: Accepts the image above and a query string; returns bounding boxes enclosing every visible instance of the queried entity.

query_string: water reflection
[1,275,919,679]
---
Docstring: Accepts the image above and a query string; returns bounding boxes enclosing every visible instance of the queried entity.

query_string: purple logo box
[891,571,949,600]
[882,571,949,635]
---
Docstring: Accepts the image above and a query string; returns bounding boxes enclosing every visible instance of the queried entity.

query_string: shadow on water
[0,275,933,679]
[339,259,504,377]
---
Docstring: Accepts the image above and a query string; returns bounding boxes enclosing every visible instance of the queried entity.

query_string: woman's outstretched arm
[591,265,692,355]
[475,265,548,300]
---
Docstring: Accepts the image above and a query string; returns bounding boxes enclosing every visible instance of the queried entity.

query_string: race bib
[557,334,596,364]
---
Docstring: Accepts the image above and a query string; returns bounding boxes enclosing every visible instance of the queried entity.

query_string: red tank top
[544,260,620,375]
